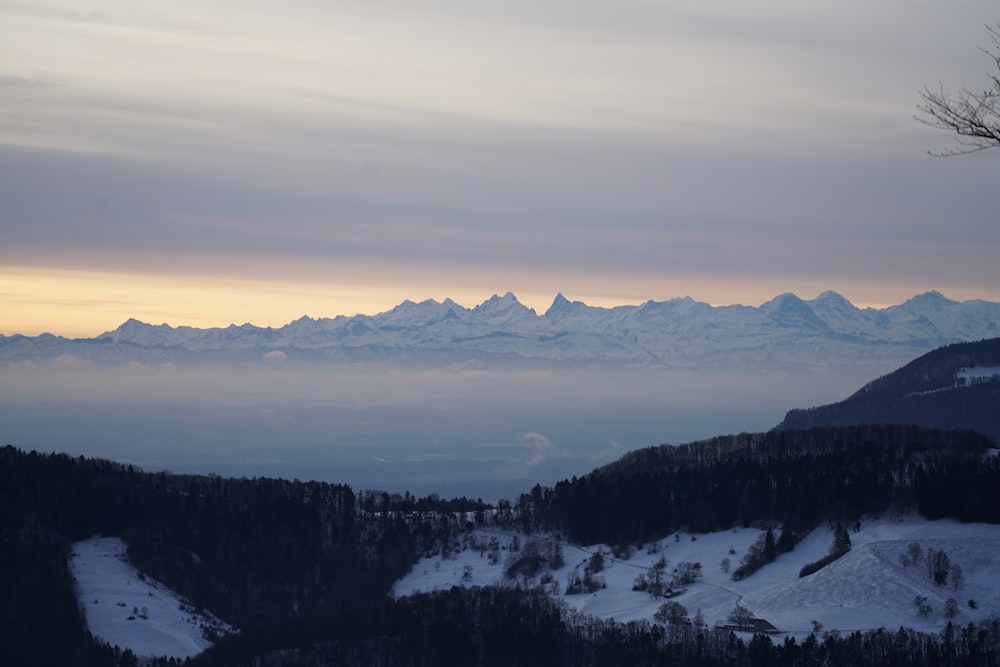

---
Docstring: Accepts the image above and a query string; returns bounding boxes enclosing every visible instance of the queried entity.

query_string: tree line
[2,423,999,665]
[0,445,474,665]
[509,425,999,547]
[190,587,1000,667]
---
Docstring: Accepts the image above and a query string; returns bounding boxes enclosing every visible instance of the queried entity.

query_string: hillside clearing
[393,516,1000,640]
[70,536,234,659]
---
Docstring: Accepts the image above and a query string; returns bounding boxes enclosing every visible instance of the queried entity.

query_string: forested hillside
[0,446,478,665]
[779,338,1000,439]
[190,588,1000,667]
[512,425,998,547]
[2,422,999,665]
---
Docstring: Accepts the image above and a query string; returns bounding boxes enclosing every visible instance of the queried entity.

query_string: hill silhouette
[778,338,1000,440]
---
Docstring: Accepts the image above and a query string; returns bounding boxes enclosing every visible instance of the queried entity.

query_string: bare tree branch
[916,23,1000,156]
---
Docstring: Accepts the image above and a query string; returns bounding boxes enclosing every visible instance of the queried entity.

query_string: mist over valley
[4,290,998,497]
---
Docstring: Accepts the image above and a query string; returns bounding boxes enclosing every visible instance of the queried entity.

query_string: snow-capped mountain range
[4,290,1000,370]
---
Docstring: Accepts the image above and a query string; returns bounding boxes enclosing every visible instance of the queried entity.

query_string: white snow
[7,291,1000,371]
[957,366,1000,382]
[70,536,235,659]
[393,516,1000,640]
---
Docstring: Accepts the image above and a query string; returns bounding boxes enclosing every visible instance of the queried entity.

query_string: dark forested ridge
[189,588,1000,667]
[509,425,998,548]
[2,422,1000,665]
[779,337,1000,439]
[0,446,479,665]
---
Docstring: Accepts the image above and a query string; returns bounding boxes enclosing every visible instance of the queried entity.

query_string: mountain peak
[471,292,535,322]
[374,297,469,328]
[109,318,169,335]
[768,292,804,304]
[908,290,952,304]
[97,318,178,345]
[544,293,579,318]
[761,293,828,331]
[898,290,958,314]
[760,292,807,312]
[476,292,521,310]
[813,290,850,304]
[478,292,521,307]
[545,292,573,317]
[810,291,860,313]
[7,289,1000,368]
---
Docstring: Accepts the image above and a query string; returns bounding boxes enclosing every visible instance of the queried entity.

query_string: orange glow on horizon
[3,265,998,338]
[0,266,414,337]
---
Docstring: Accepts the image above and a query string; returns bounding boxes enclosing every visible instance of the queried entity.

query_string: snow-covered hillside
[393,517,1000,640]
[70,537,235,659]
[4,290,1000,371]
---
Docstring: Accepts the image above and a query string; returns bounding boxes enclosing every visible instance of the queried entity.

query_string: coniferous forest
[3,422,1000,665]
[780,338,1000,440]
[515,425,1000,546]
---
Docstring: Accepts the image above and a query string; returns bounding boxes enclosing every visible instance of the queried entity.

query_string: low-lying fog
[1,358,871,499]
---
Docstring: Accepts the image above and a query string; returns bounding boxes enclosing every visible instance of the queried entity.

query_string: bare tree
[916,23,1000,155]
[949,563,965,591]
[906,542,923,566]
[914,595,933,618]
[655,601,690,625]
[728,604,755,631]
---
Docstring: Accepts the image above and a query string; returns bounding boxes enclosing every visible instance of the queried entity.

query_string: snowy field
[957,367,1000,383]
[70,537,235,659]
[393,516,1000,640]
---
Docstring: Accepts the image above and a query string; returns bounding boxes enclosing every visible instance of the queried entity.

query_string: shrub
[798,550,849,578]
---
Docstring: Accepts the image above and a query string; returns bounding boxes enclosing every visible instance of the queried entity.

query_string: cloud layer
[0,357,873,494]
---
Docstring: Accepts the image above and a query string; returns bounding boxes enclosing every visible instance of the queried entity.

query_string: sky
[2,0,1000,337]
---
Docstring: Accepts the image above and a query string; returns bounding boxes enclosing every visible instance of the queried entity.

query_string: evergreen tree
[778,523,795,553]
[763,528,777,562]
[832,523,852,555]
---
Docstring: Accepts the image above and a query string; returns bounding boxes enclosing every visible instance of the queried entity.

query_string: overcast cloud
[2,0,999,337]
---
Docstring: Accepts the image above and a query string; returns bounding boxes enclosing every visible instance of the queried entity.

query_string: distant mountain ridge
[778,337,1000,440]
[3,290,1000,370]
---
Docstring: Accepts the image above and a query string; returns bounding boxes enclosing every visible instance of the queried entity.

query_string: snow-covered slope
[70,537,235,659]
[393,517,1000,640]
[4,291,1000,371]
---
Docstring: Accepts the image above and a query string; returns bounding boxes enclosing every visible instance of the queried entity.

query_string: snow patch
[393,517,1000,641]
[70,536,235,659]
[957,366,1000,383]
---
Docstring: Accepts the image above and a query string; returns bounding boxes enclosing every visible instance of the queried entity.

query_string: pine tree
[778,523,795,553]
[764,528,777,562]
[832,524,851,556]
